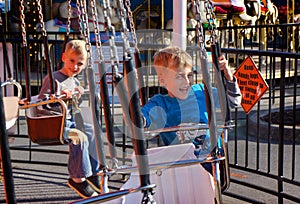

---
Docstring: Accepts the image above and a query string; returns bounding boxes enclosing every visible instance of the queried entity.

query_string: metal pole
[173,0,187,50]
[161,0,164,29]
[0,86,17,203]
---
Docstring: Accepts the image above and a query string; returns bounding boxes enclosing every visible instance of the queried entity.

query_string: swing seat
[25,97,67,145]
[3,96,19,130]
[109,143,215,204]
[1,80,22,130]
[144,122,231,193]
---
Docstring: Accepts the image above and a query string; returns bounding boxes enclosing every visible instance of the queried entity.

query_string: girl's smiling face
[159,65,193,100]
[60,51,87,77]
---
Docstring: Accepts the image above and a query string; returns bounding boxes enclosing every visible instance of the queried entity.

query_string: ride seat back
[3,96,19,129]
[1,80,22,130]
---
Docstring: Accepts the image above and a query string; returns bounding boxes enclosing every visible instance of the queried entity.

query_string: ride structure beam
[172,0,187,50]
[0,87,17,204]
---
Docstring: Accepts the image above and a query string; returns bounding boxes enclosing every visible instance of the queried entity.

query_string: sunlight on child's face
[163,66,193,100]
[61,52,87,77]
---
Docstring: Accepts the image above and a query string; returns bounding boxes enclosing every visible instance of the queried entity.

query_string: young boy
[141,46,241,147]
[38,40,100,198]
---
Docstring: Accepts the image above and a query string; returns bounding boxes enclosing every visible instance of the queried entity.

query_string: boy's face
[61,51,87,77]
[160,65,193,100]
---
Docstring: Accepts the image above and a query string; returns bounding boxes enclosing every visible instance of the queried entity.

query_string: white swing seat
[1,80,22,130]
[3,96,19,130]
[24,96,67,145]
[105,143,215,204]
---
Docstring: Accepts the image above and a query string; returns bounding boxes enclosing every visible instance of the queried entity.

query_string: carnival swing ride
[0,0,247,203]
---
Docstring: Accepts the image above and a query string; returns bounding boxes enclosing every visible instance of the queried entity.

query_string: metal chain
[0,9,2,26]
[65,0,72,35]
[36,0,47,37]
[89,0,104,61]
[19,0,27,47]
[117,0,131,55]
[102,0,121,78]
[76,0,84,38]
[79,0,92,64]
[204,0,218,45]
[193,0,206,53]
[124,0,138,51]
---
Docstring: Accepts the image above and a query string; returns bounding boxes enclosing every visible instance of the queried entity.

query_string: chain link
[0,9,2,26]
[79,0,92,65]
[116,0,131,55]
[89,0,104,61]
[76,0,84,38]
[124,0,138,51]
[36,0,47,37]
[102,0,121,77]
[193,1,205,51]
[19,0,27,47]
[65,0,72,36]
[204,0,218,45]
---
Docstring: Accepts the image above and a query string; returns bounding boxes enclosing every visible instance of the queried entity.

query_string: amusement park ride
[0,0,297,203]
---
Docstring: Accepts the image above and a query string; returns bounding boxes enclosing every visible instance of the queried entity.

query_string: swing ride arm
[89,0,118,167]
[117,0,156,202]
[85,0,156,201]
[124,0,147,106]
[79,0,108,174]
[204,0,233,192]
[19,0,31,102]
[194,1,232,203]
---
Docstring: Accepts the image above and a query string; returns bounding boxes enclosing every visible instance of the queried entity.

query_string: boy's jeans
[64,120,100,178]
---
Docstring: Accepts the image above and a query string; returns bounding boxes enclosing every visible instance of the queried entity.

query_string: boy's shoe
[86,175,102,193]
[67,178,98,198]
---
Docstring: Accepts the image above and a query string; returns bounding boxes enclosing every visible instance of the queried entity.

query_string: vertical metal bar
[278,57,285,204]
[87,68,106,167]
[134,51,147,106]
[123,57,151,188]
[234,110,238,165]
[212,42,231,191]
[0,85,17,203]
[113,64,155,203]
[23,45,31,101]
[0,14,12,80]
[256,101,260,170]
[291,55,298,179]
[42,36,55,94]
[245,114,249,167]
[99,61,117,162]
[272,56,276,104]
[200,53,221,203]
[267,57,273,173]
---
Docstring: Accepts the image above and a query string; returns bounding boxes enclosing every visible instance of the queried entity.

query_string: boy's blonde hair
[153,46,193,72]
[65,40,87,56]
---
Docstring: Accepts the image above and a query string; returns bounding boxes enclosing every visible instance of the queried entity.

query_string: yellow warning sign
[233,56,269,114]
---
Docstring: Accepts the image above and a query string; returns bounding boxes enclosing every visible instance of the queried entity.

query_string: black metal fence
[2,22,300,203]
